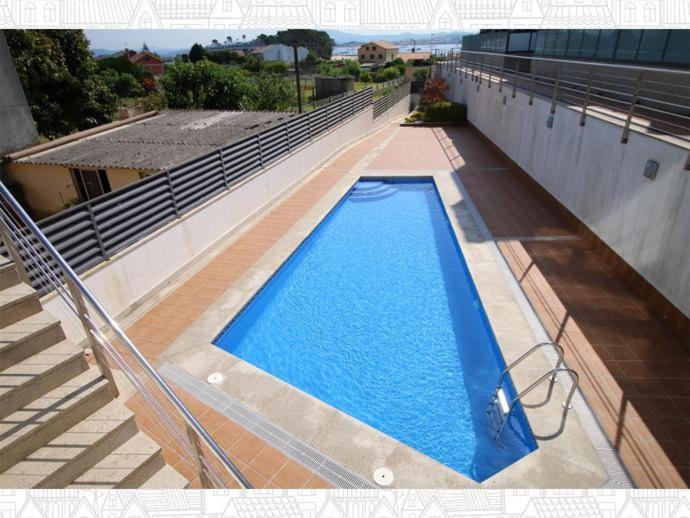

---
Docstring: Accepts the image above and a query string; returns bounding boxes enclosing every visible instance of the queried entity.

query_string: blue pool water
[214,178,536,481]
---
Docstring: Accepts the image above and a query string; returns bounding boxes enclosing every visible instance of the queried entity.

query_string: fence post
[550,64,561,115]
[621,72,644,144]
[286,123,292,152]
[580,67,596,127]
[185,424,214,488]
[307,113,313,141]
[529,62,538,106]
[65,278,118,398]
[257,133,265,168]
[87,203,107,260]
[218,149,229,190]
[0,218,31,284]
[477,54,484,91]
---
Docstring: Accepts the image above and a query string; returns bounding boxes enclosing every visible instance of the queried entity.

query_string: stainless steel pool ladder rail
[488,342,575,441]
[0,180,251,489]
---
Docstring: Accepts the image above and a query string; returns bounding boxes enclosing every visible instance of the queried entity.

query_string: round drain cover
[373,467,394,487]
[207,372,224,385]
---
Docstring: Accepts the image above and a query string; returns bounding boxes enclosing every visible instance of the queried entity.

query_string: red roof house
[127,51,165,75]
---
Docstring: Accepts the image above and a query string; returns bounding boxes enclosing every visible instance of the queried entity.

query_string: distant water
[333,43,461,57]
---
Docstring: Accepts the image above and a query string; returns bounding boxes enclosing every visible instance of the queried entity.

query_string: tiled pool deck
[118,122,687,489]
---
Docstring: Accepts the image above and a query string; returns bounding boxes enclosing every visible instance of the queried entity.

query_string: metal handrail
[436,49,690,145]
[441,49,690,78]
[494,341,564,392]
[0,181,251,489]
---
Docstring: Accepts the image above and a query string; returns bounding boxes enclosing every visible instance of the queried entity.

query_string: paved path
[120,122,687,488]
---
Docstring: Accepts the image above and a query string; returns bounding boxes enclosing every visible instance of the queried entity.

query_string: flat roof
[16,110,295,172]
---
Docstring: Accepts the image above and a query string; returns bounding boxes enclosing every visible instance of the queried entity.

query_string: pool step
[350,184,397,202]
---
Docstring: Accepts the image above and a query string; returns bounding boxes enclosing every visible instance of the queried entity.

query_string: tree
[272,29,334,59]
[226,36,233,44]
[161,61,254,110]
[97,54,145,80]
[360,71,372,83]
[189,43,205,63]
[142,42,149,52]
[250,74,296,111]
[211,39,220,48]
[242,54,265,73]
[5,29,117,139]
[342,59,361,79]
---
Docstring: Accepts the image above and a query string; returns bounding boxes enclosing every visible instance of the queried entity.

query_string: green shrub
[360,71,371,83]
[423,102,467,124]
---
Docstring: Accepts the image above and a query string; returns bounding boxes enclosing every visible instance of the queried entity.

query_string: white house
[250,43,309,63]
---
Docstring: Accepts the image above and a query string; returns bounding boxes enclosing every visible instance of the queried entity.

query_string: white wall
[440,68,690,318]
[44,97,411,342]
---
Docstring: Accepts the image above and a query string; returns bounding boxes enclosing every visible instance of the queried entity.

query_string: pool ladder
[486,342,579,442]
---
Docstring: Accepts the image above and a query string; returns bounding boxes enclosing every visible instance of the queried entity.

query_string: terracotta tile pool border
[466,122,690,341]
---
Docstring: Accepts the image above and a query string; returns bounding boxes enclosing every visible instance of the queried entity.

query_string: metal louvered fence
[373,81,411,119]
[1,84,414,293]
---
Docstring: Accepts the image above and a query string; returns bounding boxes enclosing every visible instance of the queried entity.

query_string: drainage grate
[160,362,377,489]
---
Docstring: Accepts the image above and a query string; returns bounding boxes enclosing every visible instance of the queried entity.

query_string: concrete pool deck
[118,122,619,489]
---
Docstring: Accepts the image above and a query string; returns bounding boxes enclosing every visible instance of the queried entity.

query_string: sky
[84,29,458,51]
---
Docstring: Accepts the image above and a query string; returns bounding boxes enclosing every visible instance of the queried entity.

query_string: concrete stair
[0,262,189,489]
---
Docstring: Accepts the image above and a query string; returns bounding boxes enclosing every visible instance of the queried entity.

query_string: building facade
[358,41,399,65]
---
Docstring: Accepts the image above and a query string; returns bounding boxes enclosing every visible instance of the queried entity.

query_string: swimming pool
[214,177,536,482]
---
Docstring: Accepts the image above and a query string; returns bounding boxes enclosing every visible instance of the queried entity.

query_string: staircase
[0,261,188,489]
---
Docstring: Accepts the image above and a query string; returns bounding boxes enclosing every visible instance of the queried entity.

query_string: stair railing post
[65,277,118,397]
[621,72,644,143]
[185,423,214,488]
[550,63,561,115]
[580,66,596,127]
[0,218,31,284]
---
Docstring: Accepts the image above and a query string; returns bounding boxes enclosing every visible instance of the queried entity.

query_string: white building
[250,43,309,63]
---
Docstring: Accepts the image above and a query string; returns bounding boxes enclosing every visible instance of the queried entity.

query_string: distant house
[126,50,165,75]
[250,43,308,63]
[358,41,399,64]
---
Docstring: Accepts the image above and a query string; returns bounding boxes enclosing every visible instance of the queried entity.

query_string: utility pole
[292,41,303,113]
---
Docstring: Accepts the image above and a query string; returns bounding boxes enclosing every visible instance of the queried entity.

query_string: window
[370,54,374,59]
[223,0,232,10]
[44,2,56,22]
[439,13,451,29]
[24,2,36,22]
[624,2,636,22]
[580,30,600,58]
[644,2,656,21]
[663,30,690,65]
[615,29,642,60]
[324,2,335,22]
[71,169,111,201]
[344,2,355,21]
[554,30,569,56]
[595,29,617,59]
[637,29,668,61]
[378,54,383,59]
[566,30,583,56]
[523,0,532,11]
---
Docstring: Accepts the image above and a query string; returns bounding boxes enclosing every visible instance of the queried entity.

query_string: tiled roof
[542,5,614,26]
[65,0,134,24]
[361,0,434,25]
[241,4,313,27]
[16,110,295,171]
[371,41,398,50]
[129,51,164,64]
[399,52,432,61]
